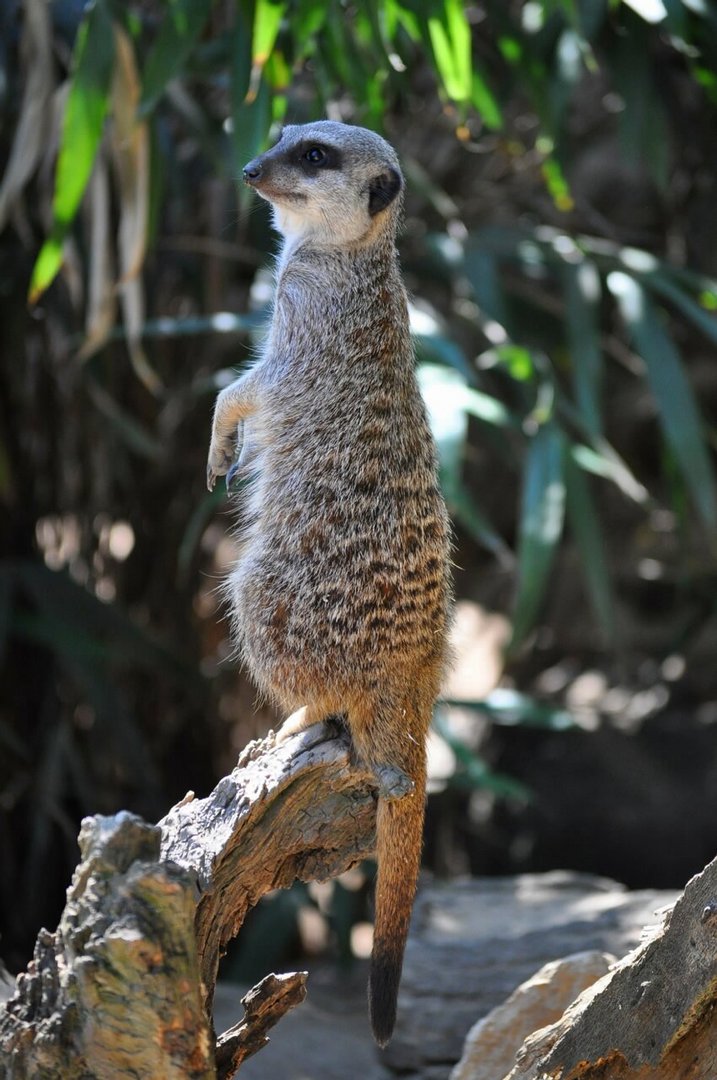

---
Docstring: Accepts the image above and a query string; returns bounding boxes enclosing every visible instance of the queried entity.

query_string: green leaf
[570,440,648,503]
[433,710,530,798]
[510,422,567,652]
[611,12,669,187]
[253,0,286,67]
[231,74,273,182]
[608,272,717,529]
[563,259,603,435]
[292,0,330,56]
[471,64,503,129]
[463,247,512,330]
[29,0,115,301]
[566,450,617,644]
[427,0,472,102]
[645,274,717,348]
[441,689,576,730]
[140,0,214,112]
[231,0,255,107]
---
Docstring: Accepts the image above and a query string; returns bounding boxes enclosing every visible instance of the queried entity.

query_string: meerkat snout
[243,160,262,184]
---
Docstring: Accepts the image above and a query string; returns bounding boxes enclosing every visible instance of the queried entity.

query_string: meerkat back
[206,120,452,1047]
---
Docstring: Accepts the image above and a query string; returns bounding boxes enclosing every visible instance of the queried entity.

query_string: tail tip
[368,958,400,1048]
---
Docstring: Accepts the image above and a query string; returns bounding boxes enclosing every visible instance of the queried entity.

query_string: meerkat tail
[368,758,427,1048]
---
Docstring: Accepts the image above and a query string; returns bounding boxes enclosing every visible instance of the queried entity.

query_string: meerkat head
[243,121,404,249]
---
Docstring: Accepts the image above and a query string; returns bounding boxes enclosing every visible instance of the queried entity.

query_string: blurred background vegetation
[2,0,717,977]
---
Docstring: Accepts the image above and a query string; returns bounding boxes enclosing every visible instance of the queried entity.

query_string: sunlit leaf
[621,0,668,23]
[510,422,567,652]
[427,0,472,102]
[253,0,286,67]
[29,0,115,302]
[608,272,717,529]
[541,154,574,212]
[418,363,514,429]
[418,363,514,563]
[570,440,648,503]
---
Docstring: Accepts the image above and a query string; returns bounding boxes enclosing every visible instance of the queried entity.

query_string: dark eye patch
[293,141,342,173]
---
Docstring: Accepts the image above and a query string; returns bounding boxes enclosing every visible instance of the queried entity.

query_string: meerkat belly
[228,449,448,702]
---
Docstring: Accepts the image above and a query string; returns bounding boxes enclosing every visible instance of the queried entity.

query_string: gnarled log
[0,723,379,1078]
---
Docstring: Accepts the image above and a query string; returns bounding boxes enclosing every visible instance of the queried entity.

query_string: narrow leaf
[563,258,603,435]
[645,273,717,348]
[76,150,116,362]
[566,451,617,644]
[29,0,115,302]
[427,0,472,101]
[471,65,503,129]
[608,272,717,528]
[510,422,567,651]
[0,0,53,229]
[253,0,286,66]
[140,0,214,112]
[418,363,514,563]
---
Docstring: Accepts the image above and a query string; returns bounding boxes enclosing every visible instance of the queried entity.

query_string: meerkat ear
[368,168,403,216]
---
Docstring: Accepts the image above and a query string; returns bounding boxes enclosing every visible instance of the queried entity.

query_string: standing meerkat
[206,120,452,1047]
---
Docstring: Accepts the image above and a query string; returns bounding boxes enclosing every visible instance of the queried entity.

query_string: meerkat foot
[275,705,321,744]
[206,439,236,491]
[373,764,415,801]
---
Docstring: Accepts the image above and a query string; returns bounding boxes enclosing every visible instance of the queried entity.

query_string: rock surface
[384,872,677,1077]
[449,951,614,1080]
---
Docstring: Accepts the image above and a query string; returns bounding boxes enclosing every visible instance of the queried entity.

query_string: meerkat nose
[243,160,263,185]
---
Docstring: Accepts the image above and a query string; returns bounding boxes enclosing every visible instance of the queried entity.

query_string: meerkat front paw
[206,437,236,491]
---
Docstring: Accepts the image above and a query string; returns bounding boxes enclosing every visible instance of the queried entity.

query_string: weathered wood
[158,722,378,1019]
[215,972,307,1079]
[0,723,379,1078]
[0,813,214,1080]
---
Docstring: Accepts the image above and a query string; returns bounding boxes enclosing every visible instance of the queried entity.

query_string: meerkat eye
[304,146,327,165]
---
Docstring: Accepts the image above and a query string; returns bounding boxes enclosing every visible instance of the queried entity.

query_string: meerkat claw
[225,460,241,491]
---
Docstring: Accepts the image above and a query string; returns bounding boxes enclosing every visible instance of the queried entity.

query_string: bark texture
[0,723,378,1078]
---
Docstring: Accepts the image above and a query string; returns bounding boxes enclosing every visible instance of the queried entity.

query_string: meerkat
[206,120,452,1047]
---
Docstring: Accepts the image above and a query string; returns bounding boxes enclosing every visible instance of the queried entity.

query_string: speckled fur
[206,121,452,1047]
